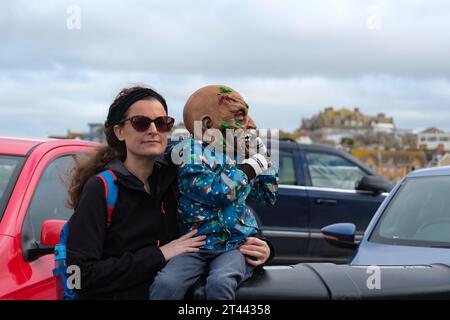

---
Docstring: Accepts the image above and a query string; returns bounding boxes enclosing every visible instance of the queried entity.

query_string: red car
[0,136,97,299]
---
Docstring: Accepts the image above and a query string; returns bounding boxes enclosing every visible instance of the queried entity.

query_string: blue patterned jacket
[171,139,279,251]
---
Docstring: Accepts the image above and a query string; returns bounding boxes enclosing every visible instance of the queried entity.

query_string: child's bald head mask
[183,85,249,134]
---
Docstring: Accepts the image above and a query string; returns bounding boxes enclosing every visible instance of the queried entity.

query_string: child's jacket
[171,139,279,251]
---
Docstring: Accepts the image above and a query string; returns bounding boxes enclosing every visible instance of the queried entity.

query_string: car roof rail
[279,137,297,143]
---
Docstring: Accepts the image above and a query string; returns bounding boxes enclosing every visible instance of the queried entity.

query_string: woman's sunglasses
[119,115,175,133]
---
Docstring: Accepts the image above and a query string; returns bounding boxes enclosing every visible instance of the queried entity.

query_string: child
[149,85,278,300]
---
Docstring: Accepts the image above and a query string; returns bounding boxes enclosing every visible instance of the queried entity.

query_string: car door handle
[315,198,338,205]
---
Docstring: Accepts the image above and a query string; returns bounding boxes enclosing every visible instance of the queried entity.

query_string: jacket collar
[105,158,177,202]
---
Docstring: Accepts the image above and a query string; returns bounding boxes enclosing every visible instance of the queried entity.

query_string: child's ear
[201,116,213,131]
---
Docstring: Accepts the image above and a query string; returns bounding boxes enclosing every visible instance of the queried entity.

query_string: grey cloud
[1,70,450,138]
[1,0,450,138]
[1,0,450,78]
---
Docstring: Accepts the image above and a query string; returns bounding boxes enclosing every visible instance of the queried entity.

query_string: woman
[66,86,272,299]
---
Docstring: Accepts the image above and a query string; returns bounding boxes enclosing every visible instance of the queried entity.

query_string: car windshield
[0,155,24,221]
[370,175,450,248]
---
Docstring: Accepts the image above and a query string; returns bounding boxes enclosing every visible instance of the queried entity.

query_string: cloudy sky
[1,0,449,138]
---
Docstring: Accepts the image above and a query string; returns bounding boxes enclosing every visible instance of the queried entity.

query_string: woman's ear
[113,125,125,142]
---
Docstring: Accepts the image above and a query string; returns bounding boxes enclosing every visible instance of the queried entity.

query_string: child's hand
[159,230,206,261]
[239,237,271,267]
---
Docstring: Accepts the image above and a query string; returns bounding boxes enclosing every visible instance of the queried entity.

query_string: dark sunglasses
[119,115,175,132]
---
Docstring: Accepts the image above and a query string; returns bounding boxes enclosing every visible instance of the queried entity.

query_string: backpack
[53,170,118,300]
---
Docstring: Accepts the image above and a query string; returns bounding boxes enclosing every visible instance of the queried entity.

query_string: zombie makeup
[183,85,250,141]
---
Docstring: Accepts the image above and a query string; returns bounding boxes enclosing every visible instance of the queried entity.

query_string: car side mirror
[357,175,391,193]
[321,223,358,250]
[26,220,66,260]
[41,220,66,247]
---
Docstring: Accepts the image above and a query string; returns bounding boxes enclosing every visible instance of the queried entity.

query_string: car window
[24,155,76,243]
[370,176,450,247]
[306,152,366,190]
[0,155,24,220]
[277,151,296,185]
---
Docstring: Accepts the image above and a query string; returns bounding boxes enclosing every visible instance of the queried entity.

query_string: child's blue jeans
[149,249,254,300]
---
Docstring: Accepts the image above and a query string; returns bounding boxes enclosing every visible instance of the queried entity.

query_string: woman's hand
[238,237,271,267]
[159,230,206,261]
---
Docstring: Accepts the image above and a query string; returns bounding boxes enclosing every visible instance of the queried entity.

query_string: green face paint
[221,119,246,131]
[220,120,233,130]
[219,86,233,94]
[216,122,233,151]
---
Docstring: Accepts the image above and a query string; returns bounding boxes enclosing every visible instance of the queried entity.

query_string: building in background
[437,153,450,167]
[418,127,450,151]
[49,123,105,142]
[296,135,313,144]
[301,107,395,144]
[352,149,427,184]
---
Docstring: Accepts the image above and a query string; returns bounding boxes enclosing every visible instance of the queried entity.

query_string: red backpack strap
[96,170,118,228]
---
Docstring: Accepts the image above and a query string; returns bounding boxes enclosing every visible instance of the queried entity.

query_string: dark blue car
[322,165,450,266]
[249,140,392,264]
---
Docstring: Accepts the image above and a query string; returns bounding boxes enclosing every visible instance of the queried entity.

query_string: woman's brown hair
[67,85,168,208]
